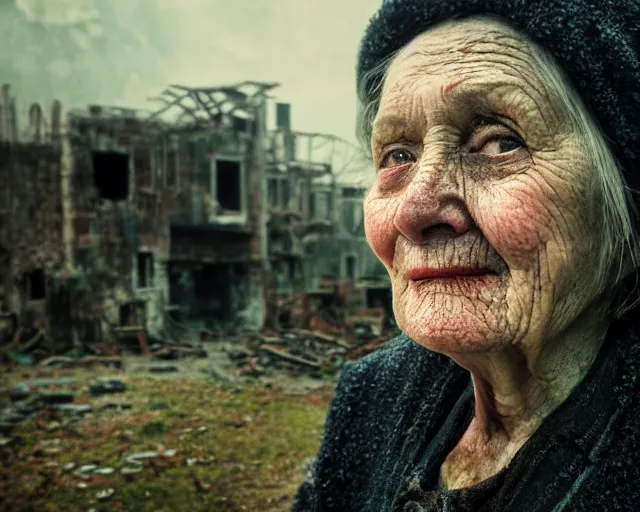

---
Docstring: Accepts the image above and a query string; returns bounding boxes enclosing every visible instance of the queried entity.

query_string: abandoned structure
[0,83,390,350]
[265,106,390,333]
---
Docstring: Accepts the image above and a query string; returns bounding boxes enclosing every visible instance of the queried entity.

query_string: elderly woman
[293,1,640,511]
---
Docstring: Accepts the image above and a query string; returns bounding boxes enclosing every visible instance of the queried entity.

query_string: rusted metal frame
[147,88,200,124]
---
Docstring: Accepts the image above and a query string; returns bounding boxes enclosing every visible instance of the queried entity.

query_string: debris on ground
[222,328,391,379]
[90,376,127,396]
[96,488,115,501]
[148,364,180,374]
[152,344,208,360]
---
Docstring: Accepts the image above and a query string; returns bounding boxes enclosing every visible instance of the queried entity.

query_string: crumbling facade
[0,85,66,347]
[265,103,391,335]
[0,83,390,351]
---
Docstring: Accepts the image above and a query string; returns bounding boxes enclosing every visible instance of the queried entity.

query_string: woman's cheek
[474,184,553,266]
[364,193,399,268]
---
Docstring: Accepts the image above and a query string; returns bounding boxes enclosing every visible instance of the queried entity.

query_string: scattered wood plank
[293,329,350,348]
[260,344,321,369]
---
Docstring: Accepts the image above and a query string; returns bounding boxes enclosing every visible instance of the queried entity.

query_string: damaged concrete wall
[149,83,276,332]
[68,106,172,344]
[1,83,388,346]
[264,108,391,332]
[0,85,67,341]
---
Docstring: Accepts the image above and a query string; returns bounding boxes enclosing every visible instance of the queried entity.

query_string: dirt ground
[0,343,336,512]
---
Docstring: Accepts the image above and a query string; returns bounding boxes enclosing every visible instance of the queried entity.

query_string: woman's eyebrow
[371,114,409,140]
[374,78,542,137]
[444,80,541,133]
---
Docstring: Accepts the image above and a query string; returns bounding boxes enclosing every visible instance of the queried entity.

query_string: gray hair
[356,19,639,316]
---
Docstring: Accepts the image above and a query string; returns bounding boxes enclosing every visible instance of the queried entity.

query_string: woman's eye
[381,148,415,168]
[474,136,524,156]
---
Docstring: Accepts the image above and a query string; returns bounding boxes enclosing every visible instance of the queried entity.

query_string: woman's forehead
[376,18,556,136]
[386,18,535,89]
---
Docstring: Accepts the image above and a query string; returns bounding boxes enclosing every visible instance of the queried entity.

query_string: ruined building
[265,104,391,334]
[0,83,390,351]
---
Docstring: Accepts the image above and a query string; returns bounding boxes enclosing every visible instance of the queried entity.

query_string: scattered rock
[76,482,88,489]
[120,465,143,475]
[100,402,132,411]
[74,464,98,480]
[53,404,93,414]
[148,365,179,374]
[0,407,30,425]
[90,377,127,396]
[63,462,76,472]
[197,426,207,433]
[28,378,76,388]
[186,455,215,466]
[125,451,158,465]
[9,383,31,401]
[40,392,74,405]
[163,449,177,457]
[46,421,61,432]
[94,467,115,475]
[96,488,115,501]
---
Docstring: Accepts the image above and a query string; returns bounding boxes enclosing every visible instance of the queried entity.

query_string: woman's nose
[392,169,474,244]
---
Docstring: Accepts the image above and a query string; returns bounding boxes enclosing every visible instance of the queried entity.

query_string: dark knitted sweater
[292,314,640,511]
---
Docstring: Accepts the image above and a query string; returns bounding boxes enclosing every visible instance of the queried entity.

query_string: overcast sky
[4,0,382,145]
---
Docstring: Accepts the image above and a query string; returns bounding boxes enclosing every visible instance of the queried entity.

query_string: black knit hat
[357,0,640,192]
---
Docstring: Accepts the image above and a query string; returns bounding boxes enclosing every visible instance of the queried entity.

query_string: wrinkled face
[364,18,603,355]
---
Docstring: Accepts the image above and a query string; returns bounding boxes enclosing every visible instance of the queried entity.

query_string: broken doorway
[168,262,249,329]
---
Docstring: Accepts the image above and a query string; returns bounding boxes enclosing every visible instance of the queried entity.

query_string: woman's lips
[406,266,495,280]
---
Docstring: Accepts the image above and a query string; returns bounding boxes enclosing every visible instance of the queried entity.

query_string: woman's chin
[397,307,509,355]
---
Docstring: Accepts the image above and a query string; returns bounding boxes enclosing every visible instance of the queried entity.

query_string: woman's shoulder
[324,333,462,434]
[338,332,453,397]
[291,334,468,511]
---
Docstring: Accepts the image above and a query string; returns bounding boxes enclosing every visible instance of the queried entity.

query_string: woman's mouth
[406,266,496,281]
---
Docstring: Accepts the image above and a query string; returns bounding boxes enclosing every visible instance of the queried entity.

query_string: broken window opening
[345,255,357,282]
[24,268,46,300]
[166,149,177,186]
[137,252,154,288]
[281,179,291,209]
[153,145,164,188]
[287,259,297,282]
[342,200,365,236]
[134,148,152,189]
[311,191,331,220]
[232,116,248,133]
[93,151,129,200]
[268,178,279,208]
[342,187,363,198]
[216,160,242,212]
[119,301,146,327]
[196,138,210,188]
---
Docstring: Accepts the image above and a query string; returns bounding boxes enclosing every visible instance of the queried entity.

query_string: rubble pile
[224,328,389,378]
[0,376,127,436]
[1,329,208,371]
